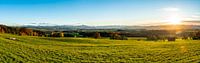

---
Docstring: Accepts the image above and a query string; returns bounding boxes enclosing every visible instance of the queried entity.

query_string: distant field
[0,34,200,62]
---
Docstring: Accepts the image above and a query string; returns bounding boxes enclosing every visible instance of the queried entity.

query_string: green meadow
[0,34,200,63]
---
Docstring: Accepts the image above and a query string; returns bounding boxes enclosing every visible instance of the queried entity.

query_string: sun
[162,7,183,25]
[162,15,182,25]
[167,16,182,24]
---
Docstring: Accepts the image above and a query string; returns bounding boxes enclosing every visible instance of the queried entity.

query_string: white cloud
[162,7,180,12]
[191,15,200,18]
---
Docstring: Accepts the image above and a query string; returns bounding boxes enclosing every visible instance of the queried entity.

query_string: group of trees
[110,32,128,40]
[146,30,200,41]
[191,31,200,40]
[0,25,44,36]
[94,32,101,39]
[49,32,65,37]
[93,32,128,40]
[177,30,200,40]
[46,32,80,37]
[47,31,129,40]
[178,31,196,40]
[146,30,176,41]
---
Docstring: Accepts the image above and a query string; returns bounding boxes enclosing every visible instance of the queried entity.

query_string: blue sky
[0,0,200,26]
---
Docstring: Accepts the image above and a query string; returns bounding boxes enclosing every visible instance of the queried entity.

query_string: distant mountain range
[21,24,200,31]
[2,20,199,31]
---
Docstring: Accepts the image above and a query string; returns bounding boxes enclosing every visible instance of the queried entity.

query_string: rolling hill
[0,34,200,62]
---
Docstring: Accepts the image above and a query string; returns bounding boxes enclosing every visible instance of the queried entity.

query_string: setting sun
[162,7,183,25]
[167,16,182,24]
[163,14,183,25]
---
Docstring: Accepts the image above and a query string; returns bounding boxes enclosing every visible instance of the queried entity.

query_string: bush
[110,32,128,40]
[60,32,64,37]
[167,37,176,41]
[120,35,128,40]
[147,35,158,41]
[192,37,200,40]
[94,32,101,39]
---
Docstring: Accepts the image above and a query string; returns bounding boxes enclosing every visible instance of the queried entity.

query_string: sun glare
[167,16,182,24]
[162,7,183,25]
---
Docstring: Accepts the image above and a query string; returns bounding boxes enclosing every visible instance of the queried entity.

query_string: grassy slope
[0,34,200,62]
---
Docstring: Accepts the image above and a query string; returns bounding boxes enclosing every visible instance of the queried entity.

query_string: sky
[0,0,200,26]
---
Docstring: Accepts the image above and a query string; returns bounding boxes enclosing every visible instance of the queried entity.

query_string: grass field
[0,34,200,62]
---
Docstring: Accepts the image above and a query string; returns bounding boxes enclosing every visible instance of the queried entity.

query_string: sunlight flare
[167,16,182,24]
[162,7,183,24]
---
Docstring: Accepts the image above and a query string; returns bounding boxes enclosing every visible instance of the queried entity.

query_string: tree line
[1,25,200,41]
